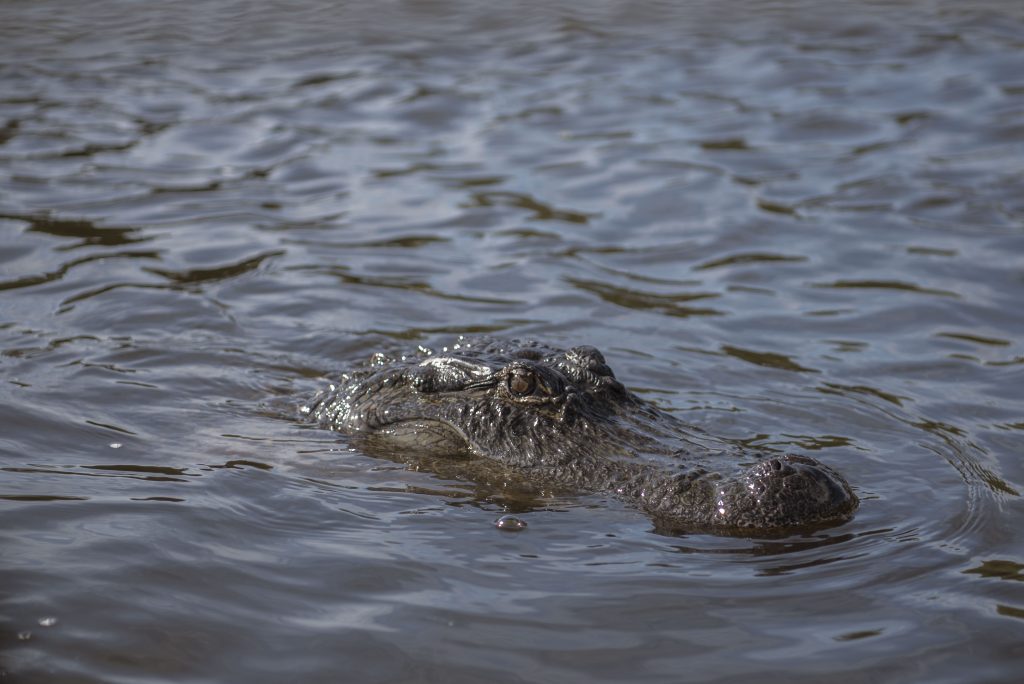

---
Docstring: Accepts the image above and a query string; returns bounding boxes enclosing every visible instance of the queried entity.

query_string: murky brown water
[3,0,1024,681]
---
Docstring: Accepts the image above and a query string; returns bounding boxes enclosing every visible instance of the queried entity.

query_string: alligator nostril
[770,459,783,472]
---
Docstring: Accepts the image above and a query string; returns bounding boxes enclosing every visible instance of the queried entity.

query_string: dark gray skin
[307,338,858,533]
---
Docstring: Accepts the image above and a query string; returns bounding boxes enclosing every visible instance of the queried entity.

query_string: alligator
[306,337,857,533]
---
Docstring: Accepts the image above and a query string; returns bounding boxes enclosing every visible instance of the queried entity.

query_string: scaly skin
[307,338,857,532]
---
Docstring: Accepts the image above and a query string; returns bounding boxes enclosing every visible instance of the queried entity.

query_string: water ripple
[3,0,1024,681]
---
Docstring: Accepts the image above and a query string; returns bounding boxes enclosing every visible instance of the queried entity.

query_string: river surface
[2,1,1024,681]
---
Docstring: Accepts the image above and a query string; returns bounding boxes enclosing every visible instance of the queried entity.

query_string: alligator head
[307,339,858,532]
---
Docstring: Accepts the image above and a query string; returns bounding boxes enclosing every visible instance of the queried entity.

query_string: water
[2,0,1023,681]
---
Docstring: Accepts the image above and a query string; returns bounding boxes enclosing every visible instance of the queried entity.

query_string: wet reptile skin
[308,338,858,532]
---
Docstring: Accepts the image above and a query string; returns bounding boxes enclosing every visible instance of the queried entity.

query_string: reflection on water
[2,0,1024,682]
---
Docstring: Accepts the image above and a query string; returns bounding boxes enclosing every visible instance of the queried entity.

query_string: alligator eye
[507,368,536,397]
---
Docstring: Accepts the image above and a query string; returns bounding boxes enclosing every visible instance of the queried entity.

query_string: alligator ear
[562,346,614,378]
[511,348,545,361]
[414,357,495,393]
[558,347,629,397]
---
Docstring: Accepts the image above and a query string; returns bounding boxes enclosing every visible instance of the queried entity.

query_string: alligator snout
[713,455,858,529]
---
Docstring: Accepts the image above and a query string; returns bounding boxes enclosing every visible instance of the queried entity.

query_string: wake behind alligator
[306,337,857,533]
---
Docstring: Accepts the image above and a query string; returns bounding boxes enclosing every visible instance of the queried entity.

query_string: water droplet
[110,443,122,449]
[494,515,528,531]
[17,631,31,641]
[39,617,57,627]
